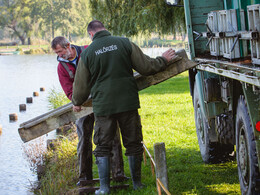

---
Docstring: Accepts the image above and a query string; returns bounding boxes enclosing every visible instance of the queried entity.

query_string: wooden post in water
[26,97,33,103]
[33,92,39,97]
[19,104,26,111]
[154,142,169,191]
[9,113,18,122]
[40,87,45,91]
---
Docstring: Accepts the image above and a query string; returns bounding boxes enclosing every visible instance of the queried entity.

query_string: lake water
[0,47,174,194]
[0,54,60,195]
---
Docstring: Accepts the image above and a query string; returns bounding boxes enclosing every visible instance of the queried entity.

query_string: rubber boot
[128,155,145,190]
[95,157,110,195]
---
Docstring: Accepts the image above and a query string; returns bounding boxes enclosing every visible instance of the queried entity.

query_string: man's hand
[73,105,82,112]
[162,48,176,62]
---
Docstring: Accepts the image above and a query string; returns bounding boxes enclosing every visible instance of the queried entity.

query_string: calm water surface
[0,47,173,194]
[0,54,60,195]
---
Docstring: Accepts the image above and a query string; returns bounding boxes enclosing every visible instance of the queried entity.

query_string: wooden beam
[18,49,197,142]
[18,104,93,142]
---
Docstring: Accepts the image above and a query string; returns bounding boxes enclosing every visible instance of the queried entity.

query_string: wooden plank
[18,49,197,142]
[135,49,197,90]
[18,104,93,142]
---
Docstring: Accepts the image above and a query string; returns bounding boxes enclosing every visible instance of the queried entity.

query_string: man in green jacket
[72,20,175,194]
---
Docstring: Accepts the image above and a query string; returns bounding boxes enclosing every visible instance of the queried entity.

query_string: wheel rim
[196,104,205,144]
[238,125,249,186]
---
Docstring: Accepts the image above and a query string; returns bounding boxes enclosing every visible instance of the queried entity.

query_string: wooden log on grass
[18,49,197,142]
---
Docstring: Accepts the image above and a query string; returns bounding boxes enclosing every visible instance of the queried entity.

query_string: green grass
[141,39,186,48]
[36,71,240,195]
[47,87,70,109]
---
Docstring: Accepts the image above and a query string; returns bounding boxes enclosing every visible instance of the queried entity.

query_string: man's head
[87,20,106,40]
[51,36,73,60]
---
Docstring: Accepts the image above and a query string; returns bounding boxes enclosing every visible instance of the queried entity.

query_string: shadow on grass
[109,146,239,195]
[156,147,239,195]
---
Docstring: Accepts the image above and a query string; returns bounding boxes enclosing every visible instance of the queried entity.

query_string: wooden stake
[154,142,169,191]
[33,92,39,97]
[40,87,45,91]
[9,113,18,122]
[26,97,33,103]
[19,104,26,111]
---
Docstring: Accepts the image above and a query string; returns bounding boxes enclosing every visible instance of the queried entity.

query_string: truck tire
[216,112,235,144]
[236,95,259,195]
[193,81,233,164]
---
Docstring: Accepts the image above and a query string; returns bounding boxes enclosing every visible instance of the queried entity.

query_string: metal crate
[219,9,241,59]
[240,9,248,58]
[247,4,260,65]
[207,11,222,56]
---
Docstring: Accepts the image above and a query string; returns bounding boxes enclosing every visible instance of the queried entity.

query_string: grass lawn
[36,71,240,195]
[136,71,240,195]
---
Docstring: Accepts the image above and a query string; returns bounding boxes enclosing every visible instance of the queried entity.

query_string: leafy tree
[0,0,37,44]
[0,0,183,44]
[38,0,59,40]
[0,0,90,44]
[88,0,185,37]
[39,0,90,40]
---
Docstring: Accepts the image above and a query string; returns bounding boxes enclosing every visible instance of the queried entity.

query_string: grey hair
[51,36,70,49]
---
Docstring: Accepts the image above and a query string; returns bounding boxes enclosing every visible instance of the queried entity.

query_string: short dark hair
[87,20,105,33]
[51,36,70,49]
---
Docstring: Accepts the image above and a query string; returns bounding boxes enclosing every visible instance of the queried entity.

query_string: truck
[170,0,260,194]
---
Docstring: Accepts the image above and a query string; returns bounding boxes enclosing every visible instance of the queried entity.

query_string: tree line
[0,0,185,45]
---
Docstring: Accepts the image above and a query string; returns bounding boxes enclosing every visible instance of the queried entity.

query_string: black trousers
[93,109,143,157]
[76,114,94,179]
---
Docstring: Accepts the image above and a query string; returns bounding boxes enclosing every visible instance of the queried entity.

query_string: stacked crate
[207,11,222,56]
[207,9,247,60]
[240,9,248,58]
[247,4,260,65]
[219,9,241,59]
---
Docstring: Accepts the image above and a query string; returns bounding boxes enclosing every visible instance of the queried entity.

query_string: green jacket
[72,30,168,116]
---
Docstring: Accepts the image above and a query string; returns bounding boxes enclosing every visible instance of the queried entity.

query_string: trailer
[178,0,260,194]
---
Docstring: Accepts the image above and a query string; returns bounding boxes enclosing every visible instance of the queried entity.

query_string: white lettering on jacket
[95,45,118,56]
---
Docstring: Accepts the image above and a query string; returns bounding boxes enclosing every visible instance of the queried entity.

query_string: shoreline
[0,42,186,56]
[0,46,52,55]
